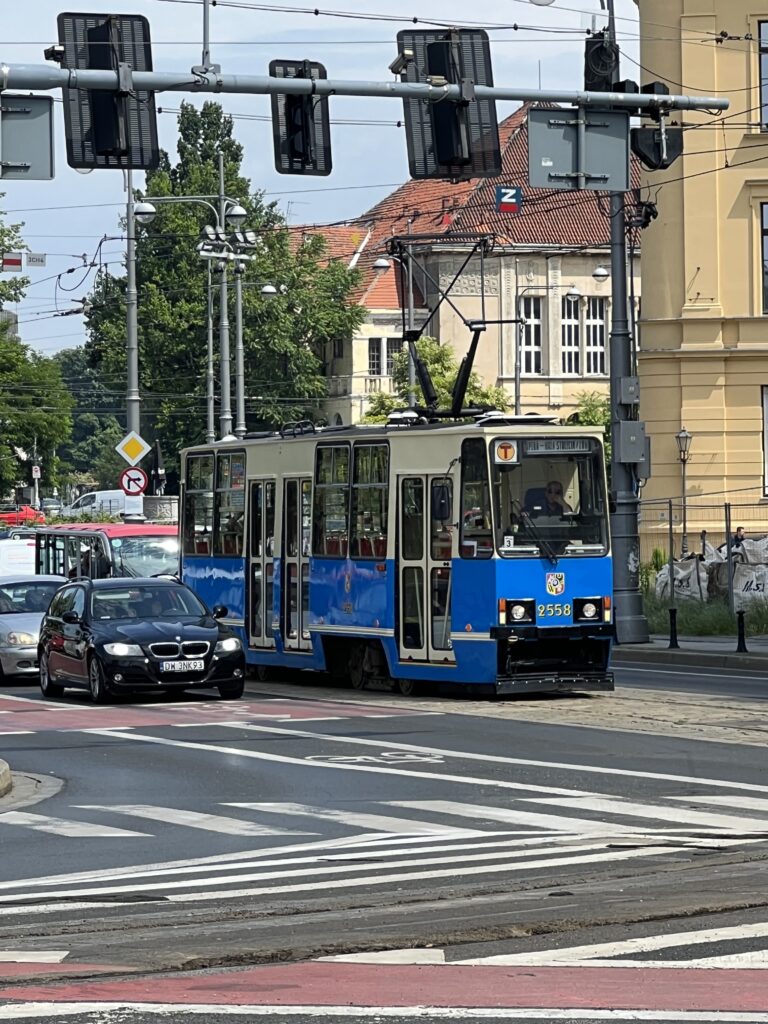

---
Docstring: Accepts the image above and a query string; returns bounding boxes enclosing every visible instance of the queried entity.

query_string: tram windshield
[491,437,608,557]
[110,535,180,578]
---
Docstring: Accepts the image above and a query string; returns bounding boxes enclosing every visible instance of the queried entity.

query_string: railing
[326,375,397,397]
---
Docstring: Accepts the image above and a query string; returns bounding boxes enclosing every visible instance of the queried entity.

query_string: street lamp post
[676,427,693,555]
[132,172,247,440]
[125,169,141,436]
[514,277,580,416]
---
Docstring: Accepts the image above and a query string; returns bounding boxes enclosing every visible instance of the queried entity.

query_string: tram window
[214,452,246,557]
[460,438,493,559]
[183,454,214,557]
[313,445,350,558]
[285,481,299,557]
[401,479,424,561]
[350,444,388,559]
[265,481,276,556]
[250,483,263,558]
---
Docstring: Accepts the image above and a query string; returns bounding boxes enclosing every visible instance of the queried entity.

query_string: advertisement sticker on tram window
[493,440,519,465]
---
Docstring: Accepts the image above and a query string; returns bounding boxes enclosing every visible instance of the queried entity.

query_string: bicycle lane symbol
[304,751,445,765]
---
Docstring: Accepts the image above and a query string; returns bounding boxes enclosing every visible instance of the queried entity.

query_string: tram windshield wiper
[514,502,559,566]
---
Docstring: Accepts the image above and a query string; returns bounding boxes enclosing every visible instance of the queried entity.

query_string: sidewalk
[613,634,768,671]
[0,760,10,798]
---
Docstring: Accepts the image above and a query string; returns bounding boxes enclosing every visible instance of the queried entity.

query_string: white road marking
[528,795,768,833]
[75,804,319,837]
[226,802,487,837]
[0,1005,765,1021]
[617,664,768,681]
[319,948,447,964]
[0,950,68,963]
[0,840,612,905]
[451,921,768,966]
[0,811,147,838]
[389,800,653,836]
[215,721,768,795]
[676,795,768,814]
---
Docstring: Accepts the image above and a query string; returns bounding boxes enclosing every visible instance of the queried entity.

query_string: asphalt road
[1,661,768,1020]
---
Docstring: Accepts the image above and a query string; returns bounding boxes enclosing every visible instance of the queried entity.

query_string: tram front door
[397,475,455,664]
[247,479,276,649]
[281,477,312,652]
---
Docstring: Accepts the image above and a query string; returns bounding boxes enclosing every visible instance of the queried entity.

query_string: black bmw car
[38,577,246,702]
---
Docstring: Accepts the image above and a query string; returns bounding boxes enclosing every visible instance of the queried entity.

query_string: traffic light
[584,30,620,92]
[396,29,501,182]
[630,83,683,170]
[270,60,332,176]
[56,12,159,170]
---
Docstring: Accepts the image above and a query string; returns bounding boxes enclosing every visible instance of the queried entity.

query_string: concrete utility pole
[217,152,233,440]
[125,169,141,436]
[605,0,649,644]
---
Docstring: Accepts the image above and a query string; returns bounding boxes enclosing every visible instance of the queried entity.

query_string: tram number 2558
[537,603,571,618]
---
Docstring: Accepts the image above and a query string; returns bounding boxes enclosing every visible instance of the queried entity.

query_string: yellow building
[637,0,768,530]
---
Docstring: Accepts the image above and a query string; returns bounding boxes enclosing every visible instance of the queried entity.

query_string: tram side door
[282,477,312,652]
[247,479,276,649]
[397,475,455,664]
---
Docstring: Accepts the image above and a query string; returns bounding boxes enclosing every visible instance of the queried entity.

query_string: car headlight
[215,637,241,654]
[103,642,144,657]
[6,631,36,646]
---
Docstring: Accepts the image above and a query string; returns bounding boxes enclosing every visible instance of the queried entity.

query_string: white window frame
[584,297,607,376]
[386,338,403,376]
[520,295,543,375]
[368,337,382,376]
[561,296,581,375]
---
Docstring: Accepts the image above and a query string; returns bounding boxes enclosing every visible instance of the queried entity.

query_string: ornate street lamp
[675,427,693,555]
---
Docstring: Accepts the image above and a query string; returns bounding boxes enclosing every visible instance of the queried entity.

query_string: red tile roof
[298,102,637,311]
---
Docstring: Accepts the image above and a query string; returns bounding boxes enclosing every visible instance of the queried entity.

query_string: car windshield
[491,437,608,557]
[91,585,206,621]
[0,581,60,614]
[109,536,180,577]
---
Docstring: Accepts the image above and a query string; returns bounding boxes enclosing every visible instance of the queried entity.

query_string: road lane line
[527,795,768,833]
[83,728,768,809]
[0,811,148,838]
[225,802,488,837]
[0,951,68,963]
[616,665,768,681]
[214,721,768,795]
[674,795,768,814]
[450,921,768,966]
[74,804,320,837]
[389,800,652,835]
[0,842,692,916]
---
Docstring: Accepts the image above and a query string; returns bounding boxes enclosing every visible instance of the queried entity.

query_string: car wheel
[39,651,64,698]
[88,656,111,704]
[218,680,245,700]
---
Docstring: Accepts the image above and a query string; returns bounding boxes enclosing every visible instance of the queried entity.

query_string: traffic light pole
[1,63,727,115]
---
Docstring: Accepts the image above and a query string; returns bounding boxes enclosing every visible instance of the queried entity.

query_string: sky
[1,0,643,356]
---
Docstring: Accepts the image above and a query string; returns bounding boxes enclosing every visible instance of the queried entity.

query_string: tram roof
[182,414,604,454]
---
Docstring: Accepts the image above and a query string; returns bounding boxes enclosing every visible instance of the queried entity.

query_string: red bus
[35,523,179,580]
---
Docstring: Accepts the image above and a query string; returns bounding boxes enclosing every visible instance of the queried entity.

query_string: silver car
[0,575,66,679]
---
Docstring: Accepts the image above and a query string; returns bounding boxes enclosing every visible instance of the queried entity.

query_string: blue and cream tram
[180,413,614,695]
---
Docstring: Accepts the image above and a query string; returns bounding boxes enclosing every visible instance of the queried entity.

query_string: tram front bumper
[492,624,614,693]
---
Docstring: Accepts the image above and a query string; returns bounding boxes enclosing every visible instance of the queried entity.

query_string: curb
[0,760,11,799]
[613,647,768,673]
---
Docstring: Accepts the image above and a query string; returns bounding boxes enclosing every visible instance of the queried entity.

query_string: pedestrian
[733,525,746,549]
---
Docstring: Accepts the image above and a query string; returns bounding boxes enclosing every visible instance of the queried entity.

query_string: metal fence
[639,499,768,611]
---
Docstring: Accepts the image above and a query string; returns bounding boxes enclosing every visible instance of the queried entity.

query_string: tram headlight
[510,604,528,621]
[500,599,535,625]
[574,598,602,622]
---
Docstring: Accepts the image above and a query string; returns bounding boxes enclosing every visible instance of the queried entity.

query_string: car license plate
[160,659,205,672]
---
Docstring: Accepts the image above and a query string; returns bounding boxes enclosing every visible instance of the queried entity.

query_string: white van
[62,490,126,517]
[0,538,36,575]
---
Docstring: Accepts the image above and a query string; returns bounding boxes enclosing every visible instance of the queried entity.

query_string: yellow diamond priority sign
[116,430,152,467]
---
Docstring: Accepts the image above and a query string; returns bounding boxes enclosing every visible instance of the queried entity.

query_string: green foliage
[642,591,768,636]
[53,348,123,486]
[571,391,610,461]
[0,321,73,496]
[0,196,28,304]
[650,547,666,572]
[638,562,653,594]
[84,102,365,470]
[363,337,508,422]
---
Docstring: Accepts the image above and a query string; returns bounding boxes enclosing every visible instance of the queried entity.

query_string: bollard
[668,607,680,650]
[736,609,748,653]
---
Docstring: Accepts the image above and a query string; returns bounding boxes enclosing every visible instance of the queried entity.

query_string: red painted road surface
[0,695,417,734]
[1,963,768,1013]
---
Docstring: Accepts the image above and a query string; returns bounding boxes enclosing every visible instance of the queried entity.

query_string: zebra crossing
[1,788,768,916]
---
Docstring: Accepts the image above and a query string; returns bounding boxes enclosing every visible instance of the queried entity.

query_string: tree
[363,337,509,422]
[53,347,123,486]
[84,102,366,470]
[570,390,611,460]
[0,321,73,497]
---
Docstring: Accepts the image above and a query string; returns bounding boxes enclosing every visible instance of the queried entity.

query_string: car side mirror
[212,605,228,619]
[62,610,80,625]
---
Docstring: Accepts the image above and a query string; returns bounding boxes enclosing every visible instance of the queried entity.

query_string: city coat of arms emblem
[546,572,565,596]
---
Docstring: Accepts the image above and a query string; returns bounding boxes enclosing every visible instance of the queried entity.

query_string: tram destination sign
[524,438,593,455]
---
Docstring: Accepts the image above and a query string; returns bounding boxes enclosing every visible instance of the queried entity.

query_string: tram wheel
[397,678,424,698]
[348,643,367,690]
